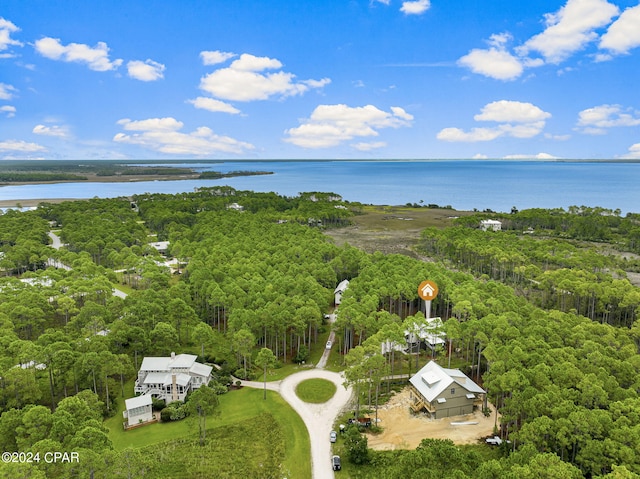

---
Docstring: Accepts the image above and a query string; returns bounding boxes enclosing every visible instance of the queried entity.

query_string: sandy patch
[366,388,498,450]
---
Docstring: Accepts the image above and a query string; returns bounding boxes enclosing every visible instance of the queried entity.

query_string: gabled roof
[190,362,213,377]
[405,316,445,346]
[140,353,198,372]
[170,354,198,369]
[409,360,484,403]
[334,279,349,294]
[125,394,152,410]
[164,373,191,387]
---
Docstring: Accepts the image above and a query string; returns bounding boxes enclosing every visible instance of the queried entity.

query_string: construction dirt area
[366,388,498,451]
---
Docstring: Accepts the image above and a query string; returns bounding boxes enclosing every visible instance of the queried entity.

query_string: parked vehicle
[485,436,502,445]
[330,431,337,443]
[332,455,341,471]
[326,340,332,349]
[348,417,372,427]
[485,435,510,446]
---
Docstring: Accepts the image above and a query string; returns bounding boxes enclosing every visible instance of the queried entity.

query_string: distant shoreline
[0,169,273,208]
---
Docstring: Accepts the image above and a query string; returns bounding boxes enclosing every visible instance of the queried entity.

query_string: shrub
[344,425,370,465]
[160,401,186,422]
[294,345,309,364]
[152,397,166,411]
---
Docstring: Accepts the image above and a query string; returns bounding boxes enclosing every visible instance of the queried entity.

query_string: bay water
[0,160,638,215]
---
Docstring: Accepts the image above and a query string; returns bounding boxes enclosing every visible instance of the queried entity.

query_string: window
[450,388,455,395]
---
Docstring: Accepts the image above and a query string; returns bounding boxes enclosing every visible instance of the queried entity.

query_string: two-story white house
[134,352,213,403]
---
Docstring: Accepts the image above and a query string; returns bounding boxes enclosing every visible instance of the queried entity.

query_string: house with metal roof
[134,352,213,403]
[480,219,502,231]
[123,394,153,428]
[334,279,349,305]
[409,360,485,419]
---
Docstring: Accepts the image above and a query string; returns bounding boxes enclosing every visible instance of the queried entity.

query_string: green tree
[185,385,219,446]
[255,347,276,400]
[344,425,370,465]
[232,328,255,379]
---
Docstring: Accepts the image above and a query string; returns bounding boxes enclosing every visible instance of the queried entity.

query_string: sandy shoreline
[0,198,82,208]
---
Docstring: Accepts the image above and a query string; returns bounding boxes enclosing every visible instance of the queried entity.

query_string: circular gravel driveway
[242,368,352,478]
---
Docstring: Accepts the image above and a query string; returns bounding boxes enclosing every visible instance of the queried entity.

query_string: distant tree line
[0,172,88,183]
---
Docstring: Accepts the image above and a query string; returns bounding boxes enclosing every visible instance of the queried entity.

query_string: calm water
[0,160,638,214]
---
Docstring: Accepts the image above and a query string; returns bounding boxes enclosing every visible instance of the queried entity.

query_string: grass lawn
[106,386,310,478]
[255,324,334,380]
[296,378,337,403]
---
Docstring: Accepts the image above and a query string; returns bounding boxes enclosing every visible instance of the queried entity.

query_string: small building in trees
[227,202,244,211]
[123,394,153,428]
[334,279,350,305]
[480,219,502,231]
[405,316,446,352]
[409,360,485,419]
[134,352,212,403]
[149,241,170,256]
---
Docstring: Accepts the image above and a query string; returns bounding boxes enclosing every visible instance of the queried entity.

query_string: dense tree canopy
[1,191,640,477]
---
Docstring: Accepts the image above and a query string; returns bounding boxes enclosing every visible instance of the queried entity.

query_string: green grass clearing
[295,378,337,403]
[106,386,310,478]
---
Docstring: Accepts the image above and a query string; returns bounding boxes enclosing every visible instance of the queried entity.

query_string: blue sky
[1,0,640,160]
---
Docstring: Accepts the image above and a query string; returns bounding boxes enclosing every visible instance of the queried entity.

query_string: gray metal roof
[125,394,152,410]
[409,360,485,403]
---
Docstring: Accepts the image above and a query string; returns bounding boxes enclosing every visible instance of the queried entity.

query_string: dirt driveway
[367,388,497,450]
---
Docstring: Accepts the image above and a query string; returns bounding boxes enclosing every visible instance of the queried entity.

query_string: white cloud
[127,59,165,81]
[576,104,640,134]
[114,117,254,156]
[458,35,524,81]
[198,53,330,108]
[230,54,282,72]
[460,0,622,79]
[352,141,387,151]
[474,100,551,123]
[0,17,22,53]
[518,0,619,64]
[0,82,17,100]
[545,133,572,141]
[117,117,183,131]
[0,140,46,152]
[472,153,489,159]
[1,105,16,118]
[284,104,413,149]
[200,50,236,65]
[437,100,551,142]
[34,37,122,71]
[621,143,640,159]
[187,97,241,115]
[400,0,431,15]
[32,124,69,138]
[437,127,503,142]
[599,4,640,56]
[503,152,559,159]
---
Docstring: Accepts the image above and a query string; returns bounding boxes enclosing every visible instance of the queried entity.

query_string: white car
[326,340,332,349]
[330,431,337,443]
